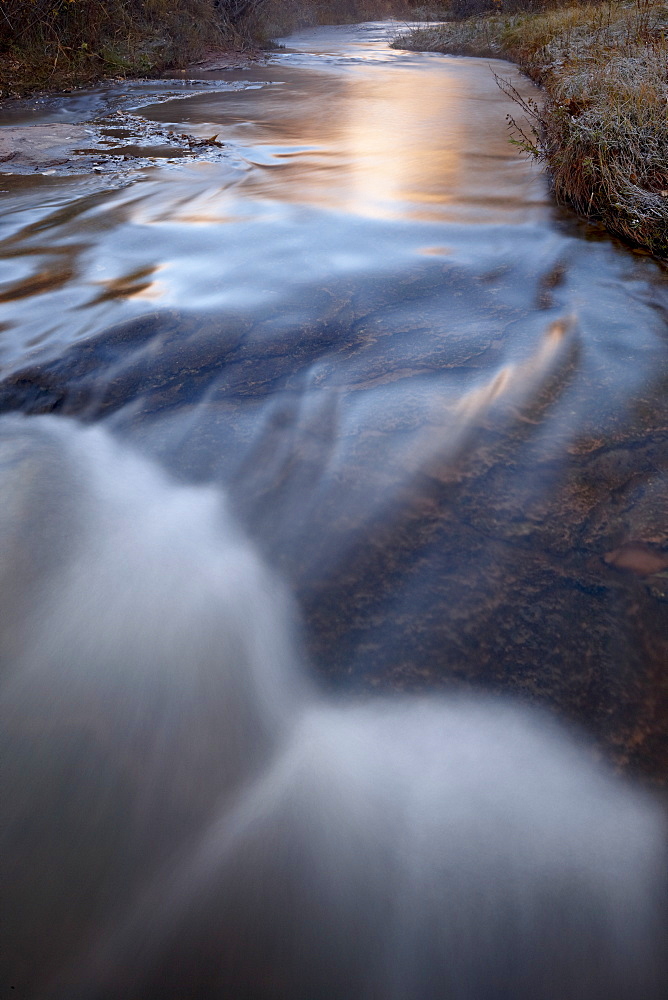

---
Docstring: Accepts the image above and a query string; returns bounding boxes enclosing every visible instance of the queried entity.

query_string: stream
[0,24,668,776]
[2,21,666,774]
[1,21,668,997]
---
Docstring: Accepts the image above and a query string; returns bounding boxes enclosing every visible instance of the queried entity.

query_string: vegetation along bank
[0,1,416,97]
[393,1,668,259]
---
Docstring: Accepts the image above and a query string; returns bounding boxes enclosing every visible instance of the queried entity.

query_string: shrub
[0,0,416,92]
[0,1,284,92]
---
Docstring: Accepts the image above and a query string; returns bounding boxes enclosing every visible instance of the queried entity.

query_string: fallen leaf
[604,543,668,576]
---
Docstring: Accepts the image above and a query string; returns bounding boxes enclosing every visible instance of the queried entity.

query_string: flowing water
[0,21,667,998]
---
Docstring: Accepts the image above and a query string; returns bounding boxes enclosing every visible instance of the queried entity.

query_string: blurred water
[0,21,667,997]
[0,414,665,999]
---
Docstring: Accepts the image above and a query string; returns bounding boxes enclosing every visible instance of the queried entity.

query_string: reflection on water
[140,56,547,223]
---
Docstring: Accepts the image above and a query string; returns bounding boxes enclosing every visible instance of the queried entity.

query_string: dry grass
[0,0,416,95]
[392,1,668,258]
[0,0,246,96]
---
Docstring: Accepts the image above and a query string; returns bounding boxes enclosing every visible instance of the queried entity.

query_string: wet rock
[0,116,229,177]
[0,123,91,170]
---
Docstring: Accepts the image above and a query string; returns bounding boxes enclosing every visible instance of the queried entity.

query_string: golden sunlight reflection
[208,60,545,224]
[89,264,166,304]
[333,69,461,219]
[454,317,575,424]
[387,315,579,479]
[456,366,514,421]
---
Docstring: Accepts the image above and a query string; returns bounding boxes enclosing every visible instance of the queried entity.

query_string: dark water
[1,22,667,998]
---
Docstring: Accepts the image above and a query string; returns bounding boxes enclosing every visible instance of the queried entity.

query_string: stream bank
[392,1,668,260]
[0,0,271,99]
[0,1,414,99]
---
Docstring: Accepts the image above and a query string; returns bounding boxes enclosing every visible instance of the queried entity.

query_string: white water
[0,415,665,999]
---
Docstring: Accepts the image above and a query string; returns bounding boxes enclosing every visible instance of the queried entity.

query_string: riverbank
[392,2,668,259]
[0,0,413,99]
[0,0,272,99]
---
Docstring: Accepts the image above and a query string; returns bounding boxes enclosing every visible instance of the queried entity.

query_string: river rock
[0,123,92,170]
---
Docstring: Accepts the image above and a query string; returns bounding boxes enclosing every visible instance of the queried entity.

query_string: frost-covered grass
[392,1,668,258]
